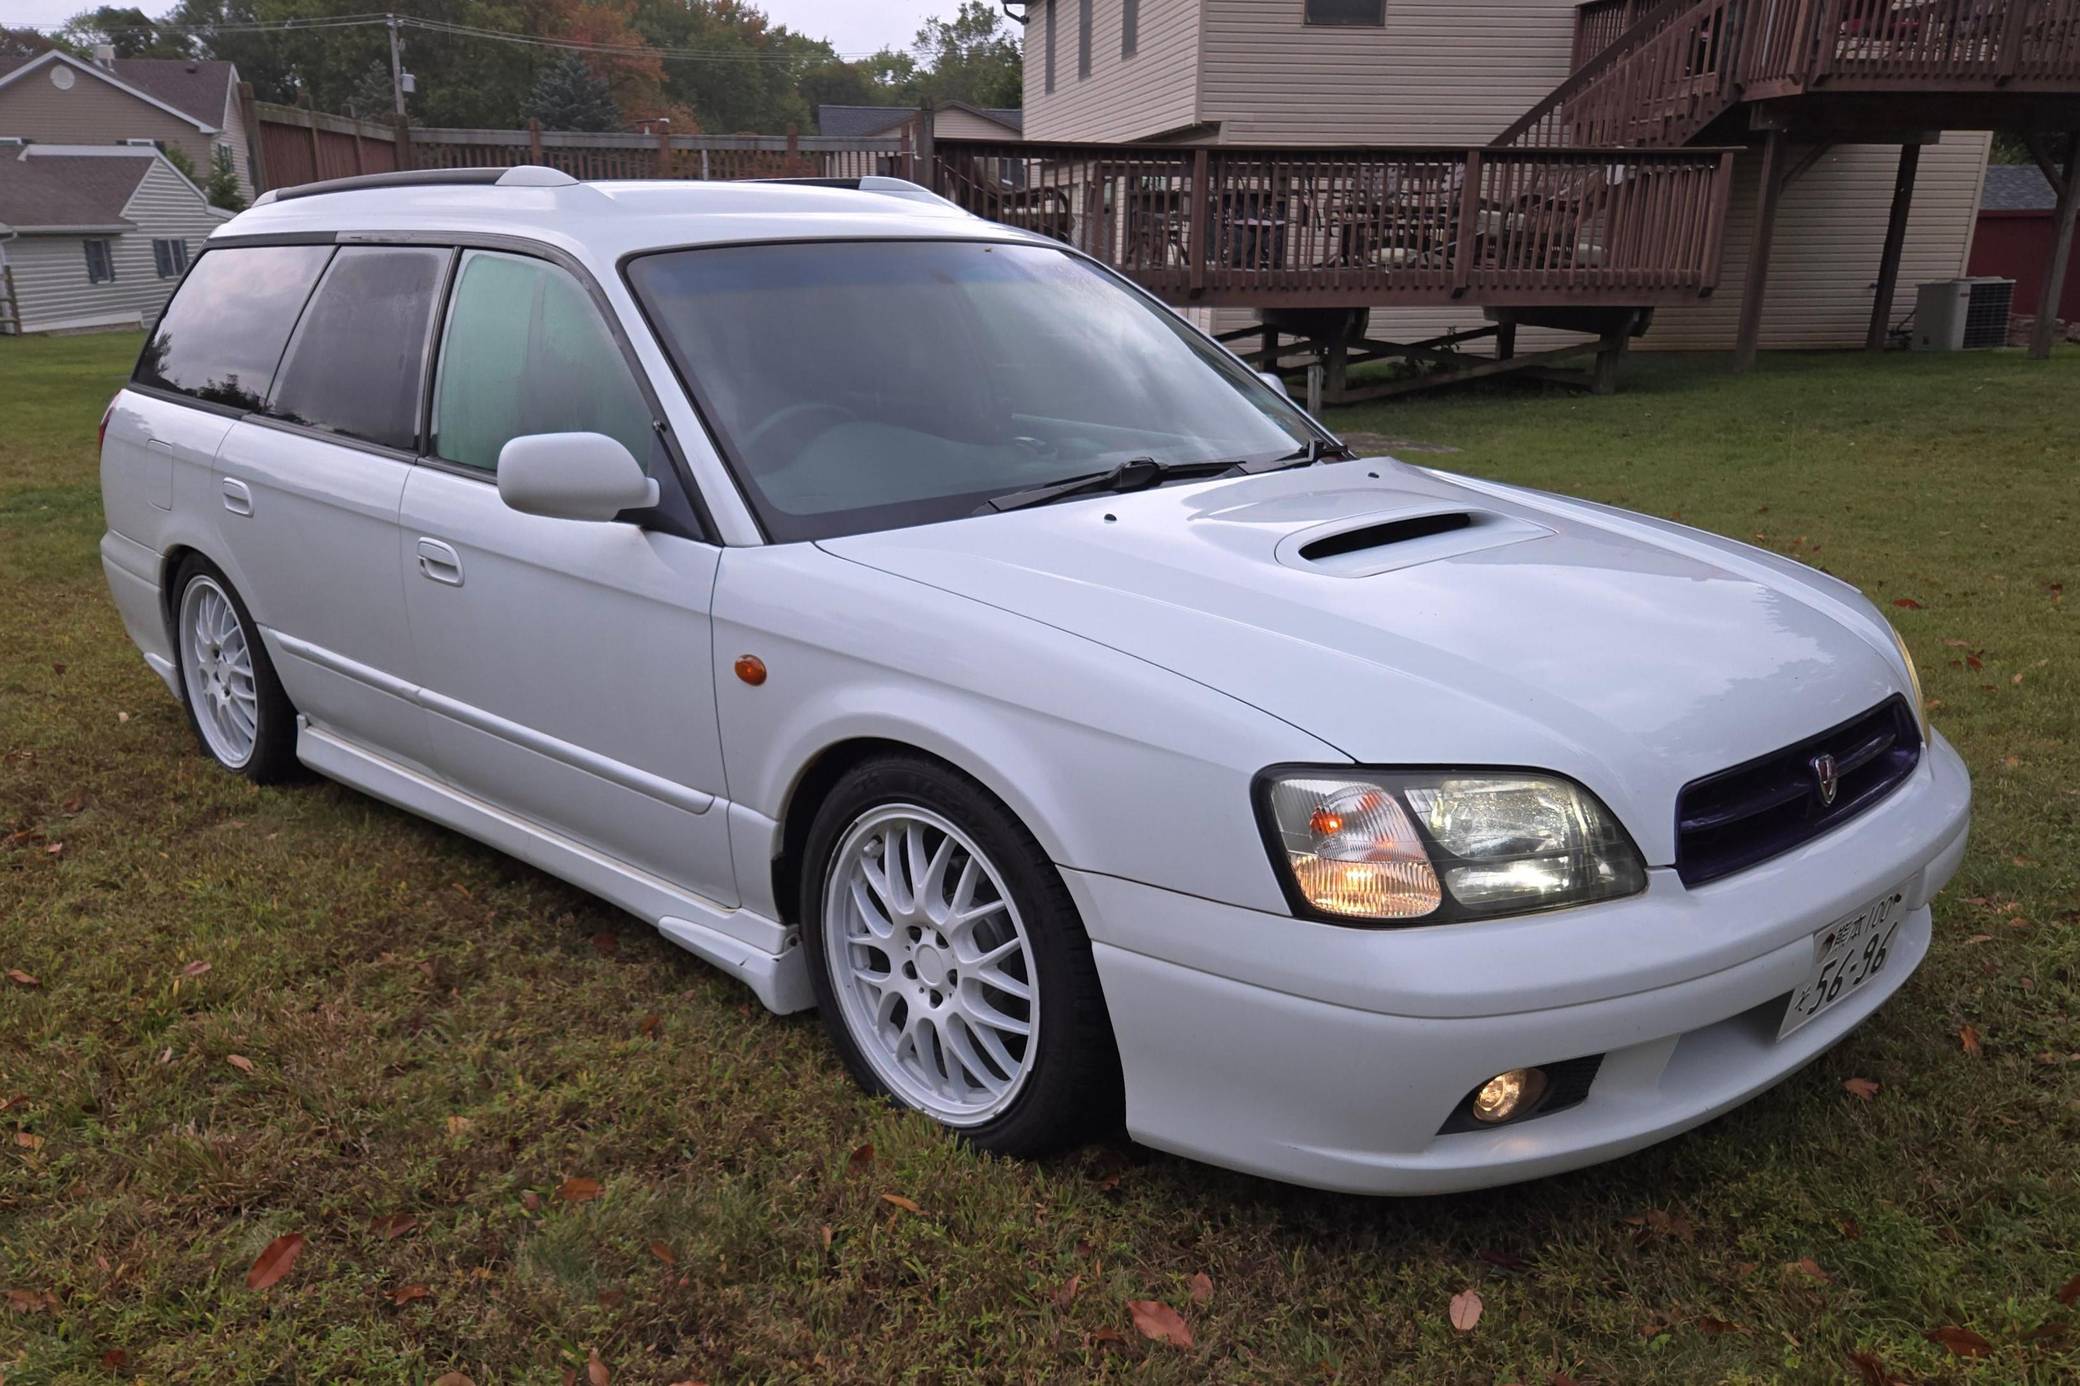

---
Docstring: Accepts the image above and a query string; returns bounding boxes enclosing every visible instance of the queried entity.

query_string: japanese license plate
[1779,887,1907,1039]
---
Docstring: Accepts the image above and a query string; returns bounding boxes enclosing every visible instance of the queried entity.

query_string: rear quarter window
[134,244,334,410]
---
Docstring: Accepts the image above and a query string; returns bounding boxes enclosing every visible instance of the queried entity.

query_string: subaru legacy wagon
[97,168,1970,1194]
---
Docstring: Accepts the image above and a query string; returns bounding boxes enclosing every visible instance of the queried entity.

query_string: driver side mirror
[1258,370,1291,399]
[496,432,659,522]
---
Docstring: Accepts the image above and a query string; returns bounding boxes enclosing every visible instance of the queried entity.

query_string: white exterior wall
[1024,0,1204,142]
[5,159,228,333]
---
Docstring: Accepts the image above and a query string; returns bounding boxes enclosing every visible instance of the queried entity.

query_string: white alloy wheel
[822,803,1040,1126]
[179,574,260,767]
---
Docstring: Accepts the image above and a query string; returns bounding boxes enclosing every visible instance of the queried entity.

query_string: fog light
[1472,1067,1548,1124]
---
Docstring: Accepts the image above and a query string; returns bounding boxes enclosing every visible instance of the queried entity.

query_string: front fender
[712,543,1343,916]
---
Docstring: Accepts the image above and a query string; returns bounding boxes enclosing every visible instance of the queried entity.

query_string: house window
[84,238,115,284]
[1124,0,1139,57]
[1079,0,1093,78]
[1305,0,1386,24]
[152,238,189,279]
[1044,0,1056,93]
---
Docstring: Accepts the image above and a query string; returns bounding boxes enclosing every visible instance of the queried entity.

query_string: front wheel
[801,756,1121,1157]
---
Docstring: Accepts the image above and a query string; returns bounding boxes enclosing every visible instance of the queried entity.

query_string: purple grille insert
[1676,696,1921,887]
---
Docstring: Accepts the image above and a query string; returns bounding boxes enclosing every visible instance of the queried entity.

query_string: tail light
[98,394,118,452]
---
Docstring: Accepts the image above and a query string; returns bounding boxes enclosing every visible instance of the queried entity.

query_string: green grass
[2,333,2075,1384]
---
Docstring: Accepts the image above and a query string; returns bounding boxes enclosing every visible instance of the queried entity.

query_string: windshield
[625,239,1316,541]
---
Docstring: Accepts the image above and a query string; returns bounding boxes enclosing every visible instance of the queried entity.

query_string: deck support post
[1592,311,1637,396]
[1496,321,1517,361]
[1735,130,1789,374]
[1866,143,1921,351]
[2030,132,2080,361]
[1261,327,1278,372]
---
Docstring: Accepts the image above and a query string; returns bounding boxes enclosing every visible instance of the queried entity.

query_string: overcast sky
[12,2,959,59]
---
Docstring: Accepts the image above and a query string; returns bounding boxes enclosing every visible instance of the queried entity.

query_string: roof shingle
[109,58,236,128]
[0,150,153,231]
[1981,163,2057,212]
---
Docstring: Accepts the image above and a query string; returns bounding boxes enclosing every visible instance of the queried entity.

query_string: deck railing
[1508,0,2080,150]
[930,139,1737,307]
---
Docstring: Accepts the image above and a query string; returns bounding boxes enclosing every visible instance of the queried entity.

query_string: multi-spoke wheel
[802,756,1121,1156]
[171,557,298,782]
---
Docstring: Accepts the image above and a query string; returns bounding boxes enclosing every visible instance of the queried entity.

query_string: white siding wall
[934,108,1021,140]
[217,83,255,199]
[1025,0,1203,142]
[5,159,225,333]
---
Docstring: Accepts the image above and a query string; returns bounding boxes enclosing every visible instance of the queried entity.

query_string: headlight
[1885,622,1929,743]
[1255,768,1646,925]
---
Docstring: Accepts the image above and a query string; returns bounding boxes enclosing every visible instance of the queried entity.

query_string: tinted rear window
[266,246,449,452]
[133,244,333,410]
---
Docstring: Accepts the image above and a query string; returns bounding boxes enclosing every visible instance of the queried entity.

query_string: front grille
[1675,696,1920,887]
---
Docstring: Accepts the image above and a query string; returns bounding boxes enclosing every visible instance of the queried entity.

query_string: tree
[908,1,1022,109]
[1,26,58,62]
[206,144,247,211]
[526,51,620,131]
[59,5,190,59]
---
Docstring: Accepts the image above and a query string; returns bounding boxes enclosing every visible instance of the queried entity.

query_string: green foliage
[907,0,1024,109]
[205,143,247,212]
[525,52,620,133]
[158,140,199,184]
[58,4,189,59]
[1,333,2075,1383]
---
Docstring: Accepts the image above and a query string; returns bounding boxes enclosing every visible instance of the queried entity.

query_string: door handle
[220,477,253,517]
[415,538,464,586]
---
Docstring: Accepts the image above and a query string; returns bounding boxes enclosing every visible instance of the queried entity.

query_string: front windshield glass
[626,239,1316,541]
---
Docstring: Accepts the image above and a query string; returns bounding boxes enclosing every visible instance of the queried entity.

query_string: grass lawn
[2,332,2075,1384]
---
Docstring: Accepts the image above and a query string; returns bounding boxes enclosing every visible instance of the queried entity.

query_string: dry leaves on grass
[1188,1271,1213,1306]
[225,1054,255,1073]
[848,1142,874,1173]
[370,1213,418,1240]
[1449,1288,1483,1332]
[879,1193,923,1215]
[245,1233,305,1291]
[649,1241,677,1266]
[557,1177,603,1204]
[431,1375,475,1386]
[387,1283,432,1307]
[1788,1258,1833,1284]
[2057,1273,2080,1306]
[4,969,39,988]
[1127,1298,1193,1348]
[1053,1273,1082,1310]
[7,1289,60,1313]
[1842,1077,1881,1101]
[586,1347,610,1384]
[15,1131,44,1151]
[1924,1324,1995,1358]
[179,960,211,977]
[1891,597,1924,609]
[1960,1024,1982,1057]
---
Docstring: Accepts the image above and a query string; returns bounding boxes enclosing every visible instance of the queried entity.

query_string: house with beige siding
[1014,0,1996,355]
[0,49,254,204]
[0,144,232,334]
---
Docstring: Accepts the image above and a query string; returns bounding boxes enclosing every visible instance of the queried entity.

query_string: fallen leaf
[157,1047,173,1064]
[1127,1298,1193,1347]
[879,1193,922,1215]
[638,1013,660,1037]
[1188,1271,1213,1306]
[1846,1349,1889,1385]
[180,960,212,977]
[1478,1248,1530,1272]
[596,1289,624,1309]
[2022,1319,2070,1346]
[1790,1257,1832,1283]
[100,1348,128,1369]
[1891,597,1923,609]
[5,969,39,988]
[6,1288,59,1312]
[118,711,130,722]
[1843,1077,1881,1101]
[521,1190,542,1212]
[226,1054,255,1073]
[848,1142,874,1173]
[590,931,618,957]
[245,1233,305,1291]
[1960,1024,1982,1058]
[2059,1273,2080,1306]
[558,1176,603,1204]
[587,1347,610,1385]
[2012,672,2025,686]
[44,841,64,858]
[1449,1287,1483,1332]
[387,1283,432,1306]
[1694,1316,1744,1335]
[0,1095,24,1112]
[642,1240,674,1266]
[1966,933,1996,944]
[818,1224,833,1251]
[15,1131,44,1150]
[1838,1217,1863,1241]
[1052,1273,1082,1310]
[432,1375,476,1386]
[1924,1324,1994,1358]
[446,1116,474,1137]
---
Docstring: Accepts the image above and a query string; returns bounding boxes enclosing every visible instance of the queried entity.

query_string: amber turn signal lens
[733,655,767,686]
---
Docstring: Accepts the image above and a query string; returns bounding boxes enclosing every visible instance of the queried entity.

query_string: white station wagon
[98,168,1971,1194]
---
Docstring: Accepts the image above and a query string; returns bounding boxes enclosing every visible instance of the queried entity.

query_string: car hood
[817,461,1910,864]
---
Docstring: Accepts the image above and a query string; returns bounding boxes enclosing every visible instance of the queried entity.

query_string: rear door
[210,243,452,767]
[398,248,737,903]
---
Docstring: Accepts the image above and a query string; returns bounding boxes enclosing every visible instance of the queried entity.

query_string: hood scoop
[1275,507,1553,578]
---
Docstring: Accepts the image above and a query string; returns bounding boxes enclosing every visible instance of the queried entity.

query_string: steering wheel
[739,401,859,467]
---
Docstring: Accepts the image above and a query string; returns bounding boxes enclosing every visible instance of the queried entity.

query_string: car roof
[211,170,1028,266]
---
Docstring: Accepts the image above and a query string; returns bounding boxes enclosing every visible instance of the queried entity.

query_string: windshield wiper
[979,456,1235,514]
[1222,436,1357,476]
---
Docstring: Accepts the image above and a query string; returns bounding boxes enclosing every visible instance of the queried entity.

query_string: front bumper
[1068,732,1971,1194]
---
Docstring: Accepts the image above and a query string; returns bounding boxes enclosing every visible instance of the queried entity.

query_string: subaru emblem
[1811,753,1840,807]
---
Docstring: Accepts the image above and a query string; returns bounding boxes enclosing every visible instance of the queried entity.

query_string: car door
[209,243,451,770]
[399,247,737,905]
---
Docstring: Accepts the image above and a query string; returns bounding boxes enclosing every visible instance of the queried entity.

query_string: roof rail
[748,174,971,215]
[253,164,578,207]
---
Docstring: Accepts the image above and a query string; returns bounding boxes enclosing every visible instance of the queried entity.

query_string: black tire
[800,754,1122,1157]
[169,555,300,784]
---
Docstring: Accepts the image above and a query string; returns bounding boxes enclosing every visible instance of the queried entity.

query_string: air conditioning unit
[1912,277,2014,351]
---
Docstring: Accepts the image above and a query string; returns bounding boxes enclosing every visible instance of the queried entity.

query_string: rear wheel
[802,755,1120,1156]
[172,557,298,783]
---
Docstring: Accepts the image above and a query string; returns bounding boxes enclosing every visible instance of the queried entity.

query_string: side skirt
[296,717,815,1015]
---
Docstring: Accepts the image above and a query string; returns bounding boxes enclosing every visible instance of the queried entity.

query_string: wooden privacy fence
[926,139,1738,308]
[251,101,912,194]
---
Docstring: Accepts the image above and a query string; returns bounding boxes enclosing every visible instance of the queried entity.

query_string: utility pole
[386,13,405,117]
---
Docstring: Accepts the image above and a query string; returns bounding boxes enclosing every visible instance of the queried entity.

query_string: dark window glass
[1123,0,1138,56]
[431,250,653,474]
[1305,0,1385,24]
[1079,0,1092,77]
[85,238,115,283]
[1044,0,1056,92]
[151,238,188,278]
[266,245,447,452]
[133,243,332,411]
